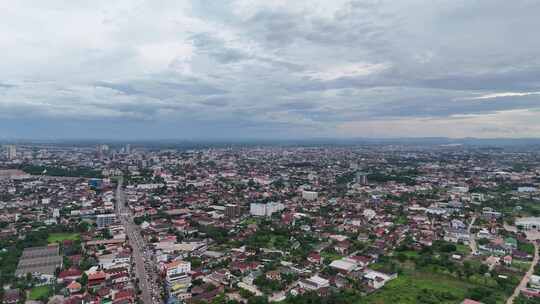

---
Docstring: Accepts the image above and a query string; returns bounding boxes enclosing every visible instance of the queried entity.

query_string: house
[522,288,540,298]
[58,267,83,283]
[363,269,397,290]
[114,289,135,302]
[348,255,373,267]
[512,249,531,260]
[485,256,500,269]
[3,289,21,304]
[329,258,358,273]
[529,275,540,289]
[298,275,330,291]
[67,281,82,294]
[266,270,281,281]
[444,229,471,244]
[334,241,351,255]
[307,252,323,265]
[87,271,107,287]
[461,299,484,304]
[479,243,510,256]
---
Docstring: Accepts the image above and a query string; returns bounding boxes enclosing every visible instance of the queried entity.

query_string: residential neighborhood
[2,143,540,304]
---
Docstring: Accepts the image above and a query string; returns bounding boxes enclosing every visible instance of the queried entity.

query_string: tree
[248,297,268,304]
[80,273,88,286]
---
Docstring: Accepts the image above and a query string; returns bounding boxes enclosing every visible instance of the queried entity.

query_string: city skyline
[2,1,540,139]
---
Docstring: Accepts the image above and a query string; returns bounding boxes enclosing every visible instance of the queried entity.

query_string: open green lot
[456,244,471,256]
[358,269,506,304]
[47,232,80,243]
[321,251,343,262]
[358,271,466,304]
[29,285,52,300]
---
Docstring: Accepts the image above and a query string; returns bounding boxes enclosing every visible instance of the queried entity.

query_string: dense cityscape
[0,142,540,304]
[3,0,540,303]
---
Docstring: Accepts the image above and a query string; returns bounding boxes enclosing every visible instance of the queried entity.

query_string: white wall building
[302,190,318,201]
[298,275,329,291]
[516,217,540,231]
[6,145,17,160]
[96,214,116,228]
[250,202,284,217]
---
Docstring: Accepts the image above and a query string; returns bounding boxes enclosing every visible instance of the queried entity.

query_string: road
[116,179,161,304]
[506,241,539,304]
[468,215,477,255]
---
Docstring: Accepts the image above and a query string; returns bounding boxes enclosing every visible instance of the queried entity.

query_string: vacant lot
[358,269,507,304]
[29,285,52,300]
[47,232,80,243]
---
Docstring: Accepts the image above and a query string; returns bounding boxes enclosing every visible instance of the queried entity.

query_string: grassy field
[512,260,532,272]
[358,272,467,304]
[358,269,505,304]
[47,232,80,243]
[456,244,471,256]
[29,285,52,300]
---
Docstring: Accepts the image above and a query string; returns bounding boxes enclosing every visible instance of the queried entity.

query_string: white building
[329,258,358,272]
[5,145,16,160]
[250,202,284,217]
[516,217,540,231]
[363,269,397,289]
[518,187,537,193]
[298,275,329,291]
[302,190,318,201]
[363,209,376,221]
[96,214,116,228]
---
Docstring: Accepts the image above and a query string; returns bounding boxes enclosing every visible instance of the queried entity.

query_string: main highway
[116,179,162,304]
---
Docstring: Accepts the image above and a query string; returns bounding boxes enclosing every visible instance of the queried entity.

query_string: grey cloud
[200,98,229,107]
[3,0,540,139]
[95,82,141,95]
[0,83,15,89]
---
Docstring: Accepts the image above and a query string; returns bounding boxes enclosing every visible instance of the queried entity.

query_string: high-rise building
[96,144,109,159]
[355,172,368,185]
[6,145,17,160]
[225,204,242,218]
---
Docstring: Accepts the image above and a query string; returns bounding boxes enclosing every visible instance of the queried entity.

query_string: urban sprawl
[2,143,540,304]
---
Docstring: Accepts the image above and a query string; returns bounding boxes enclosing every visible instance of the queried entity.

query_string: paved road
[506,241,539,304]
[116,179,161,304]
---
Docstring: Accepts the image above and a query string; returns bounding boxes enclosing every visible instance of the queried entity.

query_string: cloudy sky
[1,0,540,140]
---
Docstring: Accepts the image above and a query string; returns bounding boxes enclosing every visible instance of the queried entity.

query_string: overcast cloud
[1,0,540,139]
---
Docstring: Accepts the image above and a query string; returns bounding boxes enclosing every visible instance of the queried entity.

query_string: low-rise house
[67,281,82,294]
[58,267,83,283]
[363,269,397,290]
[298,275,330,291]
[329,258,358,273]
[3,289,21,304]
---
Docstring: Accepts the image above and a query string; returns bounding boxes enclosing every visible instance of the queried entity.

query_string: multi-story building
[225,204,242,218]
[5,145,17,160]
[302,190,318,201]
[96,214,116,229]
[355,172,368,185]
[250,202,284,217]
[516,217,540,231]
[163,260,191,299]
